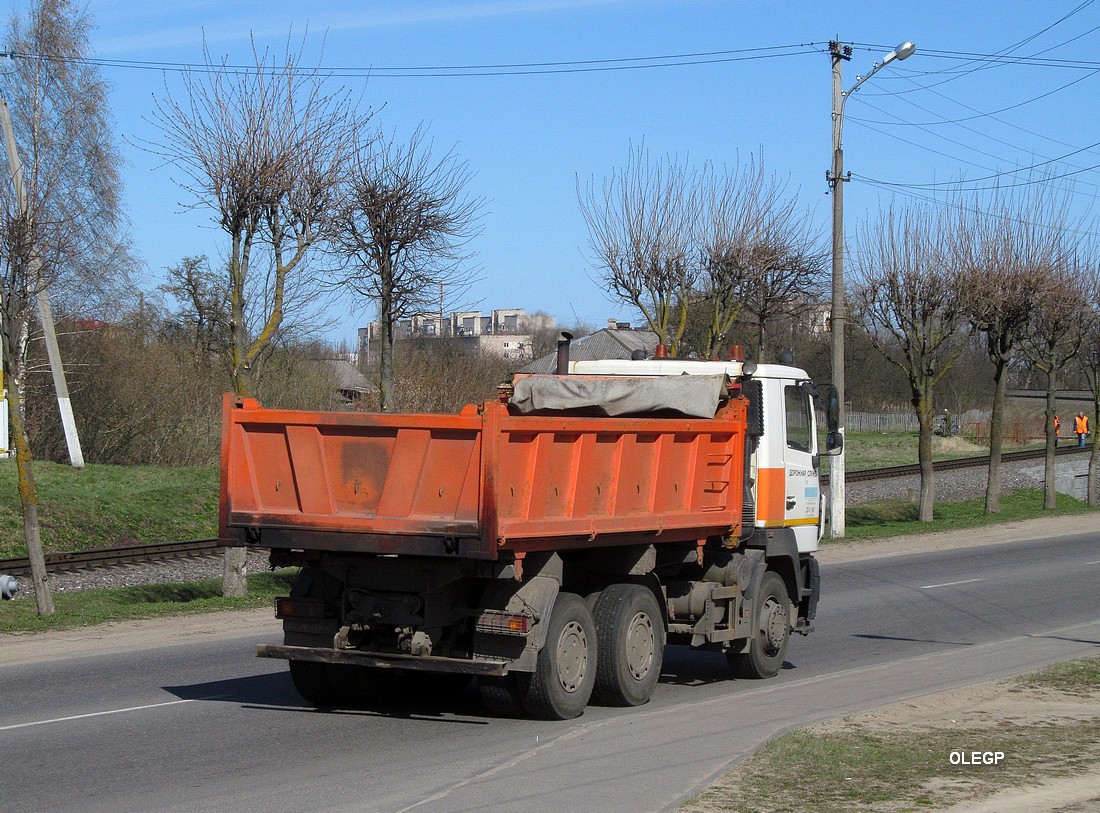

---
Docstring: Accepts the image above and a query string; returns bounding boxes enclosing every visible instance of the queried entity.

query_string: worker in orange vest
[1054,414,1061,440]
[1075,411,1089,448]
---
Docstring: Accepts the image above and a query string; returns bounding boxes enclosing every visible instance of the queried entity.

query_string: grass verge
[0,460,219,558]
[682,656,1100,813]
[841,431,1040,470]
[831,488,1094,543]
[0,570,295,634]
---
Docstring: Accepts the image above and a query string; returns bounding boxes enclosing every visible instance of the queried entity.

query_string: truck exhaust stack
[555,331,574,375]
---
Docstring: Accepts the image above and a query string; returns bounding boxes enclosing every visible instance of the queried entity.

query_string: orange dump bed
[219,392,747,560]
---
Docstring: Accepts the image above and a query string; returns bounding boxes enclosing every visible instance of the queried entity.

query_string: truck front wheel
[518,592,596,720]
[728,571,791,679]
[592,583,664,706]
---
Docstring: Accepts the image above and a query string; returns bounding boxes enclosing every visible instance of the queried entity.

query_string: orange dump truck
[220,356,831,719]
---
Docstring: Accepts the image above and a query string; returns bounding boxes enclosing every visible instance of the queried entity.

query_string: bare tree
[1079,305,1100,508]
[580,145,700,356]
[150,38,357,595]
[0,0,128,615]
[959,183,1071,513]
[1021,256,1096,508]
[853,203,966,522]
[695,157,825,362]
[331,126,481,411]
[737,239,827,363]
[160,255,230,359]
[150,38,357,398]
[695,158,762,358]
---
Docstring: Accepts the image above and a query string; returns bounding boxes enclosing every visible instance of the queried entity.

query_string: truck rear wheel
[517,592,596,720]
[478,674,524,717]
[289,660,340,706]
[728,571,791,679]
[592,584,664,706]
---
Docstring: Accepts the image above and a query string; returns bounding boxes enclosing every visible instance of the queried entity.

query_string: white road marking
[921,578,985,590]
[0,698,198,732]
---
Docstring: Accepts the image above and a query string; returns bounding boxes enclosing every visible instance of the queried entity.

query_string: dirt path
[809,680,1100,813]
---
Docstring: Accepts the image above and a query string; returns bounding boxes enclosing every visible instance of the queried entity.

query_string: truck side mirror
[824,386,840,433]
[825,431,843,453]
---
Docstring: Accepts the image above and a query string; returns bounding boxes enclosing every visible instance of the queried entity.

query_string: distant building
[358,308,553,363]
[322,359,372,402]
[522,321,660,374]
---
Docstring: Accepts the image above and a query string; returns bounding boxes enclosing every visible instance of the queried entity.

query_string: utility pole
[0,96,84,468]
[826,39,915,538]
[827,40,851,538]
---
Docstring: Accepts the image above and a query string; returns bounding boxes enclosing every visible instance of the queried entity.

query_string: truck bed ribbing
[219,386,748,561]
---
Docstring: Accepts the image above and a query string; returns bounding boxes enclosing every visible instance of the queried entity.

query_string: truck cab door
[782,383,821,551]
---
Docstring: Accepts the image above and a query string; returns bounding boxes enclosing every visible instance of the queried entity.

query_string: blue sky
[31,0,1100,346]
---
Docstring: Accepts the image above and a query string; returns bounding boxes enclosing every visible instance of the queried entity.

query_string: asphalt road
[2,527,1099,813]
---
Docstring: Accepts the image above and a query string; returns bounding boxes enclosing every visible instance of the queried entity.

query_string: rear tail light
[476,609,531,636]
[275,597,327,619]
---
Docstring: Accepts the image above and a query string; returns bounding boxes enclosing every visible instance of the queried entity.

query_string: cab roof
[569,357,810,381]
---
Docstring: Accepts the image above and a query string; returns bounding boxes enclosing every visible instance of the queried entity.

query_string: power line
[855,156,1100,192]
[848,68,1100,127]
[843,71,1100,188]
[1,43,818,78]
[854,175,1100,240]
[7,36,1100,79]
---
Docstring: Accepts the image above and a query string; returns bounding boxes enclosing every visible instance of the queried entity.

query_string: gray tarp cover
[509,374,727,418]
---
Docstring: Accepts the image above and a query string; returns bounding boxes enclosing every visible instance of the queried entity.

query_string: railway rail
[832,442,1090,485]
[0,538,223,578]
[0,445,1089,577]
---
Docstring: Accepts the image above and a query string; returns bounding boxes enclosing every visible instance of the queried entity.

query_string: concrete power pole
[0,96,85,468]
[825,38,915,539]
[827,41,850,538]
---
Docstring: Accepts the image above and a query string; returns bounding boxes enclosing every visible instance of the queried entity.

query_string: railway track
[0,445,1089,577]
[0,538,223,578]
[831,442,1089,484]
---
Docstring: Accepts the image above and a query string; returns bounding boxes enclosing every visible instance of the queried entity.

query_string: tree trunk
[984,358,1009,514]
[224,286,252,597]
[1043,371,1057,510]
[380,305,395,412]
[7,379,54,615]
[917,418,935,522]
[915,386,935,523]
[378,261,396,412]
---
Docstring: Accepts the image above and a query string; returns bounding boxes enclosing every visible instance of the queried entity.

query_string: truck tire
[478,674,524,717]
[728,571,791,679]
[591,584,664,706]
[289,660,340,706]
[517,592,597,720]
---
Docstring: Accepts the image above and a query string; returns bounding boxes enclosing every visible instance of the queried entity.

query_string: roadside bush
[365,339,518,413]
[24,318,345,466]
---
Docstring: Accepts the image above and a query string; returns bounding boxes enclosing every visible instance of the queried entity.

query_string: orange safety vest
[1075,414,1089,434]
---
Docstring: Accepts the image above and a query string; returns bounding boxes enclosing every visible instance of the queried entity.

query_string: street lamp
[827,40,915,538]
